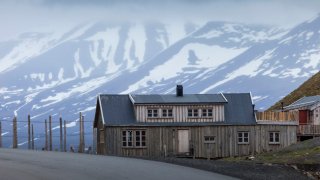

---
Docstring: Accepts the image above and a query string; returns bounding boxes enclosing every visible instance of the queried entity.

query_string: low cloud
[0,0,319,41]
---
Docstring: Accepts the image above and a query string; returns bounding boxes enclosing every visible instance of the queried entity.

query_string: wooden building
[93,85,297,158]
[283,95,320,140]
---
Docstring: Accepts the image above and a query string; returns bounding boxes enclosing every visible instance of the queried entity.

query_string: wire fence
[0,113,95,154]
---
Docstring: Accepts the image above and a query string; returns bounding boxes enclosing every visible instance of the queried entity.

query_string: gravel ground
[137,157,311,180]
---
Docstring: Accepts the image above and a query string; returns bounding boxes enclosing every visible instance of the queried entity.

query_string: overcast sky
[0,0,319,41]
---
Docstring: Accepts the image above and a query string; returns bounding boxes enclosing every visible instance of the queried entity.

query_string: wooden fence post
[32,124,34,150]
[28,114,31,150]
[64,120,67,152]
[45,119,48,151]
[60,116,63,152]
[79,112,83,153]
[0,121,2,148]
[13,116,18,149]
[49,115,52,151]
[82,115,85,153]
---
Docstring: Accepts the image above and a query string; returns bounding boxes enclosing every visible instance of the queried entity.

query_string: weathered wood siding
[298,125,320,135]
[103,125,297,158]
[96,113,105,154]
[134,105,225,123]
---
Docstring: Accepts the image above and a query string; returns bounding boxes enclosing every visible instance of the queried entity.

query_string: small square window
[188,109,199,117]
[238,131,249,144]
[147,109,158,118]
[204,136,215,143]
[269,132,280,144]
[162,109,173,118]
[202,108,213,117]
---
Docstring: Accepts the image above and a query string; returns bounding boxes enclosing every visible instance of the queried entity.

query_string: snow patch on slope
[123,43,247,93]
[201,49,275,93]
[123,24,147,68]
[86,27,121,73]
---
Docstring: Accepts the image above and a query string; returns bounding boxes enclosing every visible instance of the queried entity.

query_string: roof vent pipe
[176,85,183,97]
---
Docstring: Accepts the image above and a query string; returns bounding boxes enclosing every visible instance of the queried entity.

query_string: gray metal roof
[97,95,136,125]
[94,93,256,126]
[130,94,227,104]
[223,93,256,125]
[284,95,320,110]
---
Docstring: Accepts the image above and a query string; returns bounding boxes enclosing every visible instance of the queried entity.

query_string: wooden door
[299,110,308,125]
[178,130,189,153]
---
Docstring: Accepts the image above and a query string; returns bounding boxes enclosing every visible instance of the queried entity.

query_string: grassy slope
[269,71,320,110]
[223,137,320,164]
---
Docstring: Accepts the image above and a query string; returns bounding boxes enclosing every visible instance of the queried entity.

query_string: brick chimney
[176,85,183,97]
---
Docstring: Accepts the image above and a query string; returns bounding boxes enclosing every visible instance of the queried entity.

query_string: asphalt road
[0,149,237,180]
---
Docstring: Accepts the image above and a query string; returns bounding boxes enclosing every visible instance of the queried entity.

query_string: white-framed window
[188,109,199,117]
[122,130,133,147]
[135,130,146,147]
[204,136,215,143]
[162,109,173,118]
[238,131,249,144]
[202,108,213,117]
[269,131,280,144]
[122,130,146,148]
[147,109,158,118]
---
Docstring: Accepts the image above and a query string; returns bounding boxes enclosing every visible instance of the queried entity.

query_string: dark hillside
[269,71,320,110]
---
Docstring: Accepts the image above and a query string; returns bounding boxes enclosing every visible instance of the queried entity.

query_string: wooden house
[93,85,297,158]
[283,96,320,140]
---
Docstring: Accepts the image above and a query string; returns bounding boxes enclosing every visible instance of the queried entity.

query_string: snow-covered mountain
[0,16,320,149]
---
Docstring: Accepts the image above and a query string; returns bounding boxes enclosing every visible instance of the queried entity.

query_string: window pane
[244,137,249,142]
[153,109,158,117]
[238,133,243,138]
[238,137,243,142]
[275,133,279,142]
[162,109,167,117]
[122,142,127,146]
[142,142,146,146]
[244,133,248,138]
[202,109,207,117]
[142,131,146,136]
[269,133,273,142]
[136,131,140,136]
[168,109,173,117]
[194,109,198,116]
[188,109,192,117]
[128,131,132,142]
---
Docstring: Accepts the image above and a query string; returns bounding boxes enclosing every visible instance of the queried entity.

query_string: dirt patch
[137,157,310,180]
